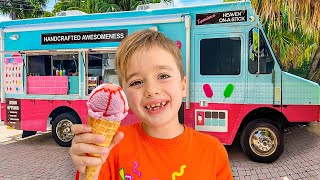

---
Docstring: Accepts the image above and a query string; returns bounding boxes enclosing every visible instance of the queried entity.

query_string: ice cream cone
[86,116,121,180]
[85,83,129,180]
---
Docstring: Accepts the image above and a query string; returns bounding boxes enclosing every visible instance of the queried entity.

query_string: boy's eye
[159,74,170,79]
[129,80,143,87]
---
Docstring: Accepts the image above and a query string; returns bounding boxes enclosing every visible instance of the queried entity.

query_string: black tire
[52,112,81,147]
[240,119,284,163]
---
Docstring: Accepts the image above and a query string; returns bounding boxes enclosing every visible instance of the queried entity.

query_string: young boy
[69,29,233,180]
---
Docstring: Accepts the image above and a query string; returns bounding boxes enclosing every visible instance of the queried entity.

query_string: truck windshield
[248,28,281,74]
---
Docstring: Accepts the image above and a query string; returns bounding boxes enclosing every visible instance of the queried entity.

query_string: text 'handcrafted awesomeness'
[41,29,128,44]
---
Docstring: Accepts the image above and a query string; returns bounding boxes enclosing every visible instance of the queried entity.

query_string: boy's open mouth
[144,101,168,111]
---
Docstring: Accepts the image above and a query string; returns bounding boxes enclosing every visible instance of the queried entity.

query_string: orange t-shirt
[97,123,233,180]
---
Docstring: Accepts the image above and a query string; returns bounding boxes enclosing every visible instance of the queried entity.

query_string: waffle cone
[86,116,121,180]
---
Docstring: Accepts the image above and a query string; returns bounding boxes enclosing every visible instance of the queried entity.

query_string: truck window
[200,37,241,75]
[28,55,52,76]
[26,53,80,95]
[52,54,79,76]
[86,52,117,94]
[27,54,79,76]
[248,28,274,74]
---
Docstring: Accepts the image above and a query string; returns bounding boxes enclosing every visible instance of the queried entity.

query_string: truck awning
[3,14,186,33]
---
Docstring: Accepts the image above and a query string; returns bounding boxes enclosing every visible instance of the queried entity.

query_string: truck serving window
[248,28,274,74]
[200,37,241,75]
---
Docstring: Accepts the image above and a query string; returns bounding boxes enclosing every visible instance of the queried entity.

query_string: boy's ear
[181,76,187,98]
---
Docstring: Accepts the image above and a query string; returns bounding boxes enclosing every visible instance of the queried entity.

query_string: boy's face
[122,46,186,128]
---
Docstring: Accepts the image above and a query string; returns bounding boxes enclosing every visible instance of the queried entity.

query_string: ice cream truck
[0,1,319,163]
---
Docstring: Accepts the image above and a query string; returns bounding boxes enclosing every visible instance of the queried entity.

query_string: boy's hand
[69,124,124,179]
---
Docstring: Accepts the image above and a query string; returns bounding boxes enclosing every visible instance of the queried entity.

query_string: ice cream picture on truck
[0,1,319,163]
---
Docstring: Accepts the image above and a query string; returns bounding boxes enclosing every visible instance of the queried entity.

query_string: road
[0,123,319,180]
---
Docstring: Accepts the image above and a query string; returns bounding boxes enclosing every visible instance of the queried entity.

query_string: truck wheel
[52,112,81,147]
[240,119,284,163]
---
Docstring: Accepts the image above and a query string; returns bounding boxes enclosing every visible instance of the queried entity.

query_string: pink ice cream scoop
[87,83,129,121]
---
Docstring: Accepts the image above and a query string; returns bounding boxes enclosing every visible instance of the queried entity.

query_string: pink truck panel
[282,105,319,122]
[20,99,87,131]
[184,103,277,145]
[3,98,319,145]
[1,102,6,121]
[27,76,68,95]
[184,102,319,145]
[15,99,137,132]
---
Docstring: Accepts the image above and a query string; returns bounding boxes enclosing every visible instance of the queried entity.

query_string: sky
[0,0,223,21]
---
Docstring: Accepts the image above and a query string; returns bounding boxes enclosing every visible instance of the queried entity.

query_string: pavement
[0,122,23,144]
[0,121,75,180]
[0,121,319,180]
[228,126,320,180]
[308,122,320,136]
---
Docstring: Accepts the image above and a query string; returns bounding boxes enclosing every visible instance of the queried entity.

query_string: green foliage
[42,11,54,17]
[52,0,169,14]
[287,60,311,79]
[0,0,47,19]
[52,0,71,14]
[224,0,319,80]
[262,10,318,73]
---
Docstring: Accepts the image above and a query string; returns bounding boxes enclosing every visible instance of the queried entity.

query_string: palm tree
[263,9,318,72]
[52,0,171,14]
[250,0,320,82]
[52,0,72,14]
[252,0,320,82]
[29,0,48,18]
[0,0,48,20]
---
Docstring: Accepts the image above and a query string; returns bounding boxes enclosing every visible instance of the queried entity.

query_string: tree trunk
[307,34,320,83]
[10,11,17,20]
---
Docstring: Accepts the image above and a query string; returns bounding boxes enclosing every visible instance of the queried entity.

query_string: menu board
[4,56,24,94]
[6,99,21,129]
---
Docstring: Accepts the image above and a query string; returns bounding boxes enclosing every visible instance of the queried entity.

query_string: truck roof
[0,1,251,28]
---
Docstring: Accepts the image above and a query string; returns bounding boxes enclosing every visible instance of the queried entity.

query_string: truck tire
[240,118,284,163]
[52,112,81,147]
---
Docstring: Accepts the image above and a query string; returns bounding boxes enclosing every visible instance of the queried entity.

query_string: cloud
[0,14,11,21]
[174,0,184,7]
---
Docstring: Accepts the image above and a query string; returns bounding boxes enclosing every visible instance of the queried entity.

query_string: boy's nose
[144,85,160,98]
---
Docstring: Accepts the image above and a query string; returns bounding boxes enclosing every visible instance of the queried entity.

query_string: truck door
[193,33,246,135]
[247,27,281,106]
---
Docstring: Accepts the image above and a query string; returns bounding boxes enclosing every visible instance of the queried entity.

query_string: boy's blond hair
[115,29,184,86]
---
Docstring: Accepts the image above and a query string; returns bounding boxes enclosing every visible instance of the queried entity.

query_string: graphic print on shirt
[119,168,132,180]
[119,161,141,180]
[172,165,186,180]
[119,162,187,179]
[132,161,142,177]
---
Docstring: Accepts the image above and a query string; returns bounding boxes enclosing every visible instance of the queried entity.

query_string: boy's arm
[216,143,233,180]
